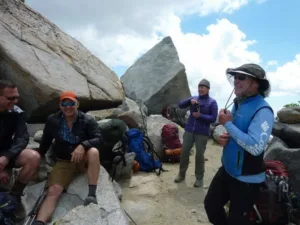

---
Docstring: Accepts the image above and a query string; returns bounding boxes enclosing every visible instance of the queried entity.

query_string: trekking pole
[23,187,47,225]
[124,210,138,225]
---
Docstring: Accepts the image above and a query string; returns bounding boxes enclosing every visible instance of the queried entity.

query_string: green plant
[284,101,300,107]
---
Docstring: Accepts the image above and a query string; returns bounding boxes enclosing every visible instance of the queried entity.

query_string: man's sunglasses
[5,96,19,101]
[233,74,248,81]
[60,101,75,107]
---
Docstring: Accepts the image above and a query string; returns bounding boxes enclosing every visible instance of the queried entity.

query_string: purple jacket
[178,95,218,136]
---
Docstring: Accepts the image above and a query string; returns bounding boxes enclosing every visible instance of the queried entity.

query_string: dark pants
[204,166,261,225]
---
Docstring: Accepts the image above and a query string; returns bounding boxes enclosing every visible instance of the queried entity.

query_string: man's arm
[224,108,274,156]
[38,117,54,156]
[81,116,103,150]
[178,97,193,109]
[198,100,218,123]
[2,112,29,161]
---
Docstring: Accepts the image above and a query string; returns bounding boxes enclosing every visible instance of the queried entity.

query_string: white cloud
[266,60,278,68]
[268,54,300,96]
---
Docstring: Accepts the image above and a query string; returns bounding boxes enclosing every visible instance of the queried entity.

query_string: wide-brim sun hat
[226,63,271,98]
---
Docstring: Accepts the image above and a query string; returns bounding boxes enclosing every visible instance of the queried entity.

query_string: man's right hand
[0,156,9,171]
[218,132,230,147]
[0,170,9,184]
[191,99,198,105]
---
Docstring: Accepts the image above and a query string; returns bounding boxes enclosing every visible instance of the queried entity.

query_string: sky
[26,0,300,115]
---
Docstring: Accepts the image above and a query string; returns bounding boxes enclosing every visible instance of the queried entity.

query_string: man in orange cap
[33,91,102,225]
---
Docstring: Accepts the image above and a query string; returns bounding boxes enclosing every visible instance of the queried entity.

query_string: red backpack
[250,160,297,225]
[161,124,182,163]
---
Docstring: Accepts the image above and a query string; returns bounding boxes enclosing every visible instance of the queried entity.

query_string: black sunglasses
[60,101,75,107]
[5,96,19,101]
[233,74,247,81]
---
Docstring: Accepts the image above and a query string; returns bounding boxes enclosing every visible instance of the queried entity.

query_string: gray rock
[0,0,123,122]
[33,130,43,143]
[27,123,45,137]
[272,122,300,148]
[118,110,145,128]
[26,137,39,150]
[87,109,122,121]
[277,107,300,124]
[211,125,227,143]
[120,36,191,115]
[146,115,184,158]
[264,137,300,191]
[23,165,128,225]
[118,98,148,116]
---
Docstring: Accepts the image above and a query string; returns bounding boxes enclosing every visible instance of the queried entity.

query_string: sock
[88,185,97,197]
[11,181,27,196]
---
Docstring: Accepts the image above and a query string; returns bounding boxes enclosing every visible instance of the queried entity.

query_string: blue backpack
[125,128,163,174]
[0,192,18,225]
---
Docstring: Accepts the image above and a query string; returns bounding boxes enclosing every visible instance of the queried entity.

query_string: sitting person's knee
[22,149,41,164]
[87,147,99,158]
[47,184,64,197]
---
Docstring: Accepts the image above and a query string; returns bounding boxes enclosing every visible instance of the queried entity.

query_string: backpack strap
[143,136,168,175]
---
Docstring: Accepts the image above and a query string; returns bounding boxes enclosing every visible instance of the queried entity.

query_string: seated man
[33,91,102,225]
[0,79,41,219]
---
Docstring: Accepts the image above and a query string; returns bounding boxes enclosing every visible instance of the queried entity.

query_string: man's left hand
[218,109,232,125]
[71,145,85,163]
[192,112,200,118]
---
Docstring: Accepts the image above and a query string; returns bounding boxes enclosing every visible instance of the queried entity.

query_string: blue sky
[180,0,300,66]
[27,0,300,114]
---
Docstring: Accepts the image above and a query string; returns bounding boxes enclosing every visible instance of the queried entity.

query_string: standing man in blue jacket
[204,64,274,225]
[174,79,218,187]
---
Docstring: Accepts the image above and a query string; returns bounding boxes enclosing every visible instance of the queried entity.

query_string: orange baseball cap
[59,91,77,102]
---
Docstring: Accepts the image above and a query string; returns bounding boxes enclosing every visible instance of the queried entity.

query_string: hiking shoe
[174,174,185,183]
[194,179,203,188]
[84,196,98,206]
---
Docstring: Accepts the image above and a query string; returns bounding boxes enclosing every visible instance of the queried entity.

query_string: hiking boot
[84,196,98,206]
[174,174,185,183]
[193,179,203,188]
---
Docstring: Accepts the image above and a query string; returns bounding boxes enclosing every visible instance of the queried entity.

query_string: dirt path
[119,139,222,225]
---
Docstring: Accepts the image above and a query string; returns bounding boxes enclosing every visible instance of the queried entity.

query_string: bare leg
[36,184,64,223]
[12,149,40,194]
[86,148,100,185]
[83,148,100,206]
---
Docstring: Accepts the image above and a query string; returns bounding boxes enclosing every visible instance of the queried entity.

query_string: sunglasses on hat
[60,101,75,107]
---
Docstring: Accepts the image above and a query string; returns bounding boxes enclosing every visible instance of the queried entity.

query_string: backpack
[98,119,128,178]
[251,160,300,225]
[0,192,17,225]
[125,128,163,175]
[162,104,187,128]
[161,124,182,163]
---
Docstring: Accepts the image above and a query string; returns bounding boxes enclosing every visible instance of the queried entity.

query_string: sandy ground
[119,139,223,225]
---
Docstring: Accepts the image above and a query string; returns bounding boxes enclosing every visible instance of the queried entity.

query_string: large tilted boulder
[120,36,191,115]
[23,166,128,225]
[0,0,124,122]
